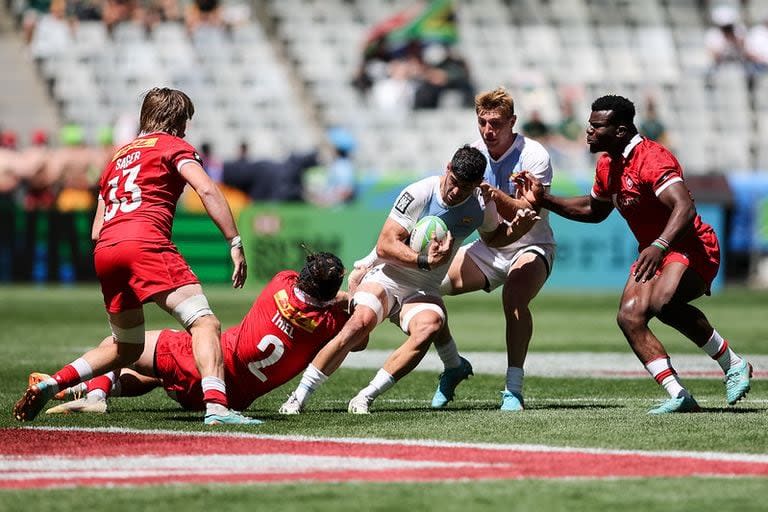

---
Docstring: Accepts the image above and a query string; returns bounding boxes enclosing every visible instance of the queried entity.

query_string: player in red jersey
[518,95,752,414]
[39,253,350,417]
[14,88,258,425]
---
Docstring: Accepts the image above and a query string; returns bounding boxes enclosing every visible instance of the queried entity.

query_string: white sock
[71,357,94,381]
[86,389,107,400]
[645,357,688,399]
[294,364,329,404]
[505,367,524,395]
[701,330,743,372]
[206,403,229,416]
[435,337,461,369]
[358,369,395,399]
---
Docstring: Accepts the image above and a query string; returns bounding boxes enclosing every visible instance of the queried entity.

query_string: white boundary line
[21,426,768,464]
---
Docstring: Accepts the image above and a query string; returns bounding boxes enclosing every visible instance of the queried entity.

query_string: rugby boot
[725,360,753,405]
[500,390,525,411]
[648,393,701,414]
[430,357,473,408]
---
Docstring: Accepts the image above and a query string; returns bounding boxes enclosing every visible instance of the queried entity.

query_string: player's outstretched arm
[481,182,535,221]
[481,208,540,248]
[179,161,247,288]
[516,171,612,223]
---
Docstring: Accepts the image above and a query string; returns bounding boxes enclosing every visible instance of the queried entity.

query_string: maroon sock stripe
[653,368,675,384]
[713,340,729,360]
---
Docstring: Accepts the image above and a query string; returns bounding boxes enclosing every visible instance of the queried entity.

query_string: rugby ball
[409,215,448,253]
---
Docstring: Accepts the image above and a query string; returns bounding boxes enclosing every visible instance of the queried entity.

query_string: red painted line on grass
[0,428,766,489]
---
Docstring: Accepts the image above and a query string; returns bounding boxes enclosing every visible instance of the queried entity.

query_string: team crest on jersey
[274,289,318,333]
[395,192,414,214]
[625,176,634,189]
[111,137,159,161]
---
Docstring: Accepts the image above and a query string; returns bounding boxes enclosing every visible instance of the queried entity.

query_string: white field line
[342,350,768,379]
[22,426,768,463]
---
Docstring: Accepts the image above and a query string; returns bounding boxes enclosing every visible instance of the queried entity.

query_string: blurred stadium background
[1,0,768,288]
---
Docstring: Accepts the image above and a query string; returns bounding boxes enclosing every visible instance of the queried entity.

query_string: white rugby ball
[409,215,448,254]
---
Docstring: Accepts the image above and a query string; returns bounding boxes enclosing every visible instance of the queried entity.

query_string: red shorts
[632,232,720,293]
[153,328,205,411]
[94,240,199,313]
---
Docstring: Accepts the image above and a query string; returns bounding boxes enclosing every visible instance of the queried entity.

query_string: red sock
[201,376,228,407]
[86,375,114,396]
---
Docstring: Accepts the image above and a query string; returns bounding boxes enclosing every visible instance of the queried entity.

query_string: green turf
[0,284,766,510]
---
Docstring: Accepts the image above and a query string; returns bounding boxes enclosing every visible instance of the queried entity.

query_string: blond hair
[475,87,515,118]
[139,88,195,137]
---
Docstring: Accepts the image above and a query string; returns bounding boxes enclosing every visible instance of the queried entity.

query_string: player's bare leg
[656,269,752,405]
[617,263,699,413]
[350,302,445,413]
[500,254,548,411]
[280,283,384,414]
[14,309,145,422]
[155,284,260,425]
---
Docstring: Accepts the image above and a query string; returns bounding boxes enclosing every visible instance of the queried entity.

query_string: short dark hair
[450,145,487,183]
[297,252,345,301]
[591,95,636,126]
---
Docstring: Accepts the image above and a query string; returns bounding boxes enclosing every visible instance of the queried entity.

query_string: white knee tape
[352,291,384,324]
[110,323,145,344]
[173,294,213,328]
[400,303,445,335]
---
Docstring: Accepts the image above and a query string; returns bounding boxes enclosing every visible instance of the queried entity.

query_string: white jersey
[471,135,556,256]
[370,175,498,293]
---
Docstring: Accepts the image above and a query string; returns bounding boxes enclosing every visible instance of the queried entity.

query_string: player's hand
[427,230,454,268]
[512,171,544,206]
[479,182,495,203]
[633,245,665,283]
[510,208,541,234]
[230,245,247,288]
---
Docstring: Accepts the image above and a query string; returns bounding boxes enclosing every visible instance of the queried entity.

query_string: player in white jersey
[434,87,556,412]
[279,145,538,414]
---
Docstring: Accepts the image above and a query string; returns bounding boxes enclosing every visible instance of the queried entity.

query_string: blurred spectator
[199,141,223,183]
[705,5,761,87]
[222,150,318,202]
[639,98,669,147]
[746,12,768,69]
[555,101,582,142]
[413,44,474,109]
[305,128,357,207]
[101,0,138,33]
[521,110,551,140]
[21,0,52,44]
[28,0,74,60]
[370,58,418,112]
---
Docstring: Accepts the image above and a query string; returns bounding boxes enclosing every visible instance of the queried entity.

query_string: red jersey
[155,270,349,411]
[590,136,716,256]
[96,132,202,246]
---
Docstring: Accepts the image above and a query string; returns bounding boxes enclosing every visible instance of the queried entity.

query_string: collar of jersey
[621,134,643,159]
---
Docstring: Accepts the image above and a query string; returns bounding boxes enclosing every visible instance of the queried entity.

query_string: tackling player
[14,88,256,425]
[518,94,752,413]
[38,253,350,417]
[279,145,539,414]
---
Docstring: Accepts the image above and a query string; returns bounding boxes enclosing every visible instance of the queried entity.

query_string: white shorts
[359,265,442,331]
[465,241,556,292]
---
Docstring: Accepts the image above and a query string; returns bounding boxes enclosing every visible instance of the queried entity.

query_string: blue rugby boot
[431,357,473,408]
[205,410,264,425]
[648,393,700,414]
[725,360,753,405]
[500,391,525,411]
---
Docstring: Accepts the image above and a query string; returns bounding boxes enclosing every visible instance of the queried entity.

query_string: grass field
[0,284,766,511]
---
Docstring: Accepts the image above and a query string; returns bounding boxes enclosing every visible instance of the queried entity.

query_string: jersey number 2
[247,334,285,382]
[104,164,142,221]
